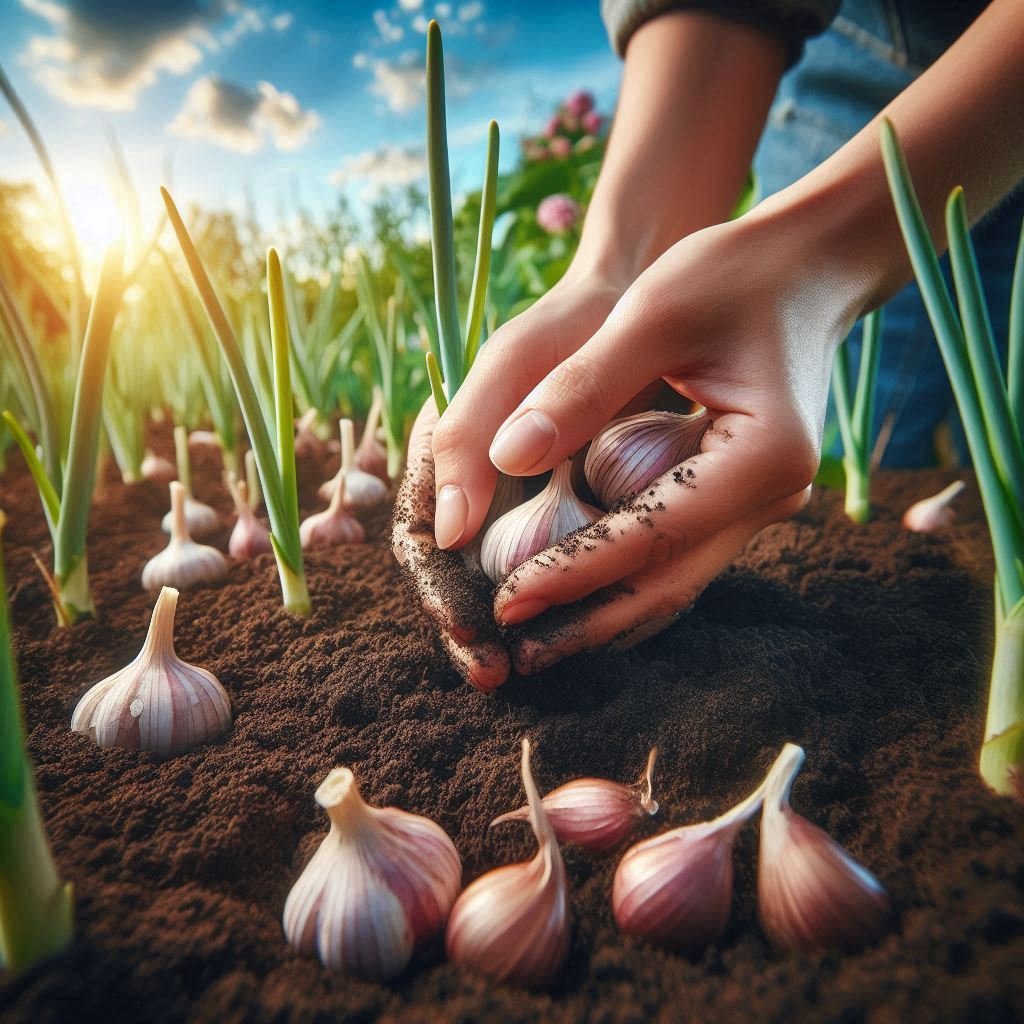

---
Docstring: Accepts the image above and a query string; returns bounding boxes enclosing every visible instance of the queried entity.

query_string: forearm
[576,10,786,286]
[754,0,1024,325]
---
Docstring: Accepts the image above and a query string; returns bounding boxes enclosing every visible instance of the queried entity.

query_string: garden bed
[1,446,1023,1023]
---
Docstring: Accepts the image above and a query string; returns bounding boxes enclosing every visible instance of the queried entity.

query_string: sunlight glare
[62,178,123,271]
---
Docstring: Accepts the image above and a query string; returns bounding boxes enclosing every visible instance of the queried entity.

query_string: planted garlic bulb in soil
[283,767,461,980]
[144,482,228,590]
[356,388,389,483]
[480,460,601,583]
[318,419,389,509]
[228,479,272,559]
[300,474,365,549]
[902,480,966,533]
[446,739,571,987]
[584,408,710,509]
[160,495,219,538]
[141,450,176,484]
[492,746,659,853]
[71,586,231,759]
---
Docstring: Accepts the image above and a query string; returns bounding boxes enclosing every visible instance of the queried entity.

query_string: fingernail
[489,409,556,473]
[435,484,468,549]
[499,597,550,625]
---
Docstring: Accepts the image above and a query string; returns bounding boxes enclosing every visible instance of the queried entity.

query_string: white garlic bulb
[145,482,228,591]
[228,479,273,559]
[71,586,231,759]
[283,767,461,980]
[902,479,965,533]
[446,738,571,987]
[758,743,890,952]
[300,474,365,549]
[460,472,526,574]
[492,746,658,853]
[141,450,177,484]
[480,460,601,583]
[356,388,390,483]
[160,495,219,538]
[584,408,710,509]
[318,419,389,509]
[294,408,327,460]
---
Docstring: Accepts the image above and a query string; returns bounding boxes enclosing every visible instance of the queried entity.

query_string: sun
[61,177,123,271]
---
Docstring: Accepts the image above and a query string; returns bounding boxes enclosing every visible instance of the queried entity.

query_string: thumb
[488,295,669,475]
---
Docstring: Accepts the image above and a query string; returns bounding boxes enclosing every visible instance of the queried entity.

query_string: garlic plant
[492,746,658,853]
[481,460,601,583]
[356,387,389,482]
[283,767,461,980]
[584,409,710,509]
[300,473,365,549]
[318,419,388,509]
[71,586,232,760]
[228,478,272,559]
[446,739,571,987]
[758,743,890,952]
[144,481,228,590]
[160,426,219,537]
[902,480,966,533]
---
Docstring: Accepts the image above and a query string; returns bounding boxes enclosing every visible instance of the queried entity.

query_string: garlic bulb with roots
[144,482,228,590]
[71,586,231,759]
[480,460,601,583]
[757,743,890,952]
[491,746,658,853]
[318,419,389,509]
[283,767,461,980]
[228,478,273,559]
[356,388,389,482]
[300,473,365,549]
[141,450,176,484]
[446,738,571,987]
[902,480,965,533]
[584,408,711,509]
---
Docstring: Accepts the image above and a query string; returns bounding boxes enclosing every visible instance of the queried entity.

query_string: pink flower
[549,135,572,158]
[581,111,603,134]
[564,90,595,118]
[543,114,562,138]
[536,194,580,234]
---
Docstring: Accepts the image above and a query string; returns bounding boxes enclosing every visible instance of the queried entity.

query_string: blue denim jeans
[754,0,1023,467]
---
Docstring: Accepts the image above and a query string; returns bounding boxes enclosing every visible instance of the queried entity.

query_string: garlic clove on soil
[901,480,965,533]
[480,459,602,583]
[228,479,273,559]
[584,408,710,509]
[491,746,658,853]
[71,586,231,759]
[283,767,461,980]
[300,473,365,549]
[446,738,571,987]
[145,482,228,590]
[141,450,177,484]
[356,388,390,483]
[318,419,389,509]
[757,743,890,953]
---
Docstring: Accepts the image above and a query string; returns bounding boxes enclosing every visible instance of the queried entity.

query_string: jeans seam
[831,14,924,74]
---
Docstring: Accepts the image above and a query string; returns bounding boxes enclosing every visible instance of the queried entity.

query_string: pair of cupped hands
[393,212,848,690]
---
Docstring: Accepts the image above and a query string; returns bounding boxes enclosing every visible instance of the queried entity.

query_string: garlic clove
[300,474,366,549]
[188,429,220,450]
[491,746,658,853]
[480,460,602,583]
[71,586,231,759]
[141,450,177,484]
[901,479,965,533]
[584,408,710,509]
[356,388,390,483]
[757,743,890,953]
[318,419,389,509]
[283,767,461,980]
[227,479,273,559]
[145,482,228,590]
[446,738,571,987]
[460,472,526,573]
[161,496,220,538]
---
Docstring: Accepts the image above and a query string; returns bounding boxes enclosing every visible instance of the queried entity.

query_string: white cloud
[412,14,429,32]
[352,51,369,68]
[398,0,423,9]
[366,53,422,113]
[458,2,483,21]
[169,76,319,153]
[373,9,403,43]
[271,11,293,31]
[435,3,452,16]
[330,145,427,189]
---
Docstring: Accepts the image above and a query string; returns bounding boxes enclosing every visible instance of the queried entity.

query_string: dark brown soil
[1,441,1023,1023]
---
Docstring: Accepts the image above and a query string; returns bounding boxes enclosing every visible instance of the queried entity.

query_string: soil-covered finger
[441,629,510,693]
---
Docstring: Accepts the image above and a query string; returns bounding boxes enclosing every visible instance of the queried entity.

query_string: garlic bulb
[758,743,890,952]
[584,408,710,509]
[446,738,571,987]
[71,586,231,759]
[294,408,327,460]
[902,479,965,533]
[612,748,780,954]
[228,478,273,559]
[300,474,365,549]
[356,388,389,482]
[283,767,461,980]
[480,460,601,583]
[141,450,177,484]
[188,429,220,449]
[460,472,526,574]
[318,419,389,509]
[160,494,219,537]
[145,481,228,590]
[491,746,658,853]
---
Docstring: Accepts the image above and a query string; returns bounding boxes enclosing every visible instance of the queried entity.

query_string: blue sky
[0,0,622,260]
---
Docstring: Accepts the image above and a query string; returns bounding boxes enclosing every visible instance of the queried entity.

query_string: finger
[441,629,511,693]
[494,412,817,624]
[510,490,807,674]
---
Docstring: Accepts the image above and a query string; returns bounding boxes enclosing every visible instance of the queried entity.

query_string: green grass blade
[851,308,883,458]
[1,412,59,525]
[1009,216,1024,434]
[426,351,448,415]
[830,341,858,464]
[465,120,499,371]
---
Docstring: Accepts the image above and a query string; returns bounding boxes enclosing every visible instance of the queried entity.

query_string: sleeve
[600,0,841,64]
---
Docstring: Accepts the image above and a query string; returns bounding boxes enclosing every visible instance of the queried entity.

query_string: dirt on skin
[1,439,1023,1024]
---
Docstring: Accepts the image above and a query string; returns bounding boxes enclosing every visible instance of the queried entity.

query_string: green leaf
[465,120,499,371]
[1,412,59,525]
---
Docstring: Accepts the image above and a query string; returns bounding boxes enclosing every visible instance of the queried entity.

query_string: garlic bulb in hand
[902,480,965,533]
[492,746,658,853]
[446,738,571,987]
[461,472,526,574]
[584,409,710,509]
[228,478,273,559]
[758,743,890,952]
[481,460,601,584]
[318,419,389,509]
[145,481,228,590]
[71,586,231,759]
[356,388,389,482]
[283,767,461,980]
[300,474,365,549]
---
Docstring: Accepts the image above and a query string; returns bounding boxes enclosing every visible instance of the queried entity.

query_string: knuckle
[544,351,614,412]
[430,414,466,463]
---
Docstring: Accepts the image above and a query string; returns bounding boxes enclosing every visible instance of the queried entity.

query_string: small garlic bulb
[480,460,601,583]
[283,767,461,980]
[228,478,273,559]
[294,408,327,460]
[902,480,965,533]
[584,408,710,509]
[356,388,389,483]
[71,586,231,759]
[145,481,228,590]
[491,746,658,853]
[161,496,219,538]
[758,743,890,952]
[141,450,177,484]
[318,419,389,509]
[300,474,365,549]
[446,738,571,987]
